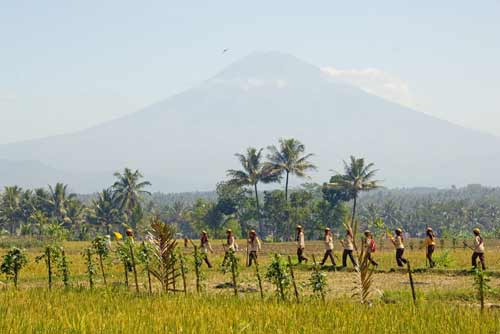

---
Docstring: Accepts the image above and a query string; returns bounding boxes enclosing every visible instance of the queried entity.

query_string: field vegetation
[1,139,499,333]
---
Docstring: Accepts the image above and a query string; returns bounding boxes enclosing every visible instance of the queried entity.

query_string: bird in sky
[222,48,229,54]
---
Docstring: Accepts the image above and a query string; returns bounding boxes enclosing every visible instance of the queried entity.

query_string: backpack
[369,239,377,253]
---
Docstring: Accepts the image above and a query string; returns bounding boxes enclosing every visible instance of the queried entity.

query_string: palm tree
[92,188,121,235]
[226,147,279,233]
[327,156,380,228]
[46,183,76,223]
[0,186,23,234]
[266,138,316,201]
[112,168,151,223]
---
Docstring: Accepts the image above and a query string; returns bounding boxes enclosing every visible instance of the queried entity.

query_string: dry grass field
[1,239,499,333]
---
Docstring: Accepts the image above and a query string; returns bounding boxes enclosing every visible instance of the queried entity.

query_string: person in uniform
[340,227,357,268]
[320,227,336,266]
[364,230,378,266]
[247,230,261,267]
[200,230,213,268]
[222,229,238,267]
[471,228,486,270]
[296,225,308,264]
[424,227,436,268]
[390,228,408,267]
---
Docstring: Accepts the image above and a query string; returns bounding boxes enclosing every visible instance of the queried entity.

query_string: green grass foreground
[0,289,499,334]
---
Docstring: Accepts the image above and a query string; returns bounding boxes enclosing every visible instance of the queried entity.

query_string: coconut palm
[327,156,380,228]
[0,186,24,234]
[112,168,151,223]
[227,147,279,233]
[92,189,121,235]
[266,138,316,201]
[46,183,76,224]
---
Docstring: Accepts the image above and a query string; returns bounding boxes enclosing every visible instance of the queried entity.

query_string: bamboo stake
[180,256,187,295]
[129,242,139,293]
[194,246,201,293]
[254,259,264,300]
[287,255,300,303]
[230,252,238,296]
[47,247,52,290]
[407,260,417,306]
[98,253,107,287]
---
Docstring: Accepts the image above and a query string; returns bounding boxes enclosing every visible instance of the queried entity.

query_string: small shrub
[265,254,291,301]
[1,247,28,288]
[434,250,455,268]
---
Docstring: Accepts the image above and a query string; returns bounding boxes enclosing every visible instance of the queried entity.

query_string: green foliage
[265,254,291,301]
[434,250,455,268]
[59,247,70,287]
[265,138,316,200]
[0,247,28,288]
[220,249,239,276]
[353,247,375,304]
[146,216,178,291]
[473,268,491,312]
[193,246,207,292]
[35,244,61,288]
[112,168,151,224]
[92,235,110,258]
[83,247,96,289]
[309,261,328,301]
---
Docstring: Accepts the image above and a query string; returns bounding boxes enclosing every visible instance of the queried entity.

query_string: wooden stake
[194,246,201,293]
[129,242,139,293]
[254,259,264,300]
[407,260,417,306]
[180,256,187,295]
[288,255,300,303]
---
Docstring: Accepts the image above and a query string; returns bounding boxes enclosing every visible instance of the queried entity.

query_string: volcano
[1,51,499,192]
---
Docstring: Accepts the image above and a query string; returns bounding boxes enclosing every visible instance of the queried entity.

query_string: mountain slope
[1,51,499,192]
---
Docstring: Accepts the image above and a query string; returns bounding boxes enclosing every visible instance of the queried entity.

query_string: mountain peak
[213,51,322,81]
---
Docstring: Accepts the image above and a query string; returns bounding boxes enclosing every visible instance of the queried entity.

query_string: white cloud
[321,67,416,108]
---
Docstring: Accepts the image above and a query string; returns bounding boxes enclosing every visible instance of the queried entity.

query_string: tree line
[1,137,499,241]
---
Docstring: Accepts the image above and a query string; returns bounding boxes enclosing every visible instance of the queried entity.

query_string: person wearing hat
[364,230,378,266]
[389,228,408,267]
[340,227,358,268]
[247,230,261,267]
[222,229,238,267]
[296,225,308,264]
[225,229,237,251]
[125,228,135,244]
[471,228,485,270]
[320,227,336,266]
[200,230,213,268]
[424,227,436,268]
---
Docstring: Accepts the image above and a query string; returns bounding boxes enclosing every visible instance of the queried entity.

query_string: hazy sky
[1,1,500,144]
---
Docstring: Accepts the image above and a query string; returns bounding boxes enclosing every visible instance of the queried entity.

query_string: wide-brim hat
[364,230,371,235]
[395,228,403,233]
[426,227,433,232]
[250,230,256,234]
[296,225,303,229]
[473,228,480,234]
[202,230,207,234]
[226,229,232,233]
[324,227,331,231]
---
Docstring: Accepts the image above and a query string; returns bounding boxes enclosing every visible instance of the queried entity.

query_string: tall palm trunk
[285,171,290,201]
[351,194,359,251]
[351,195,357,226]
[254,183,263,234]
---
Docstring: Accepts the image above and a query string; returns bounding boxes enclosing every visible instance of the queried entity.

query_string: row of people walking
[195,225,486,271]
